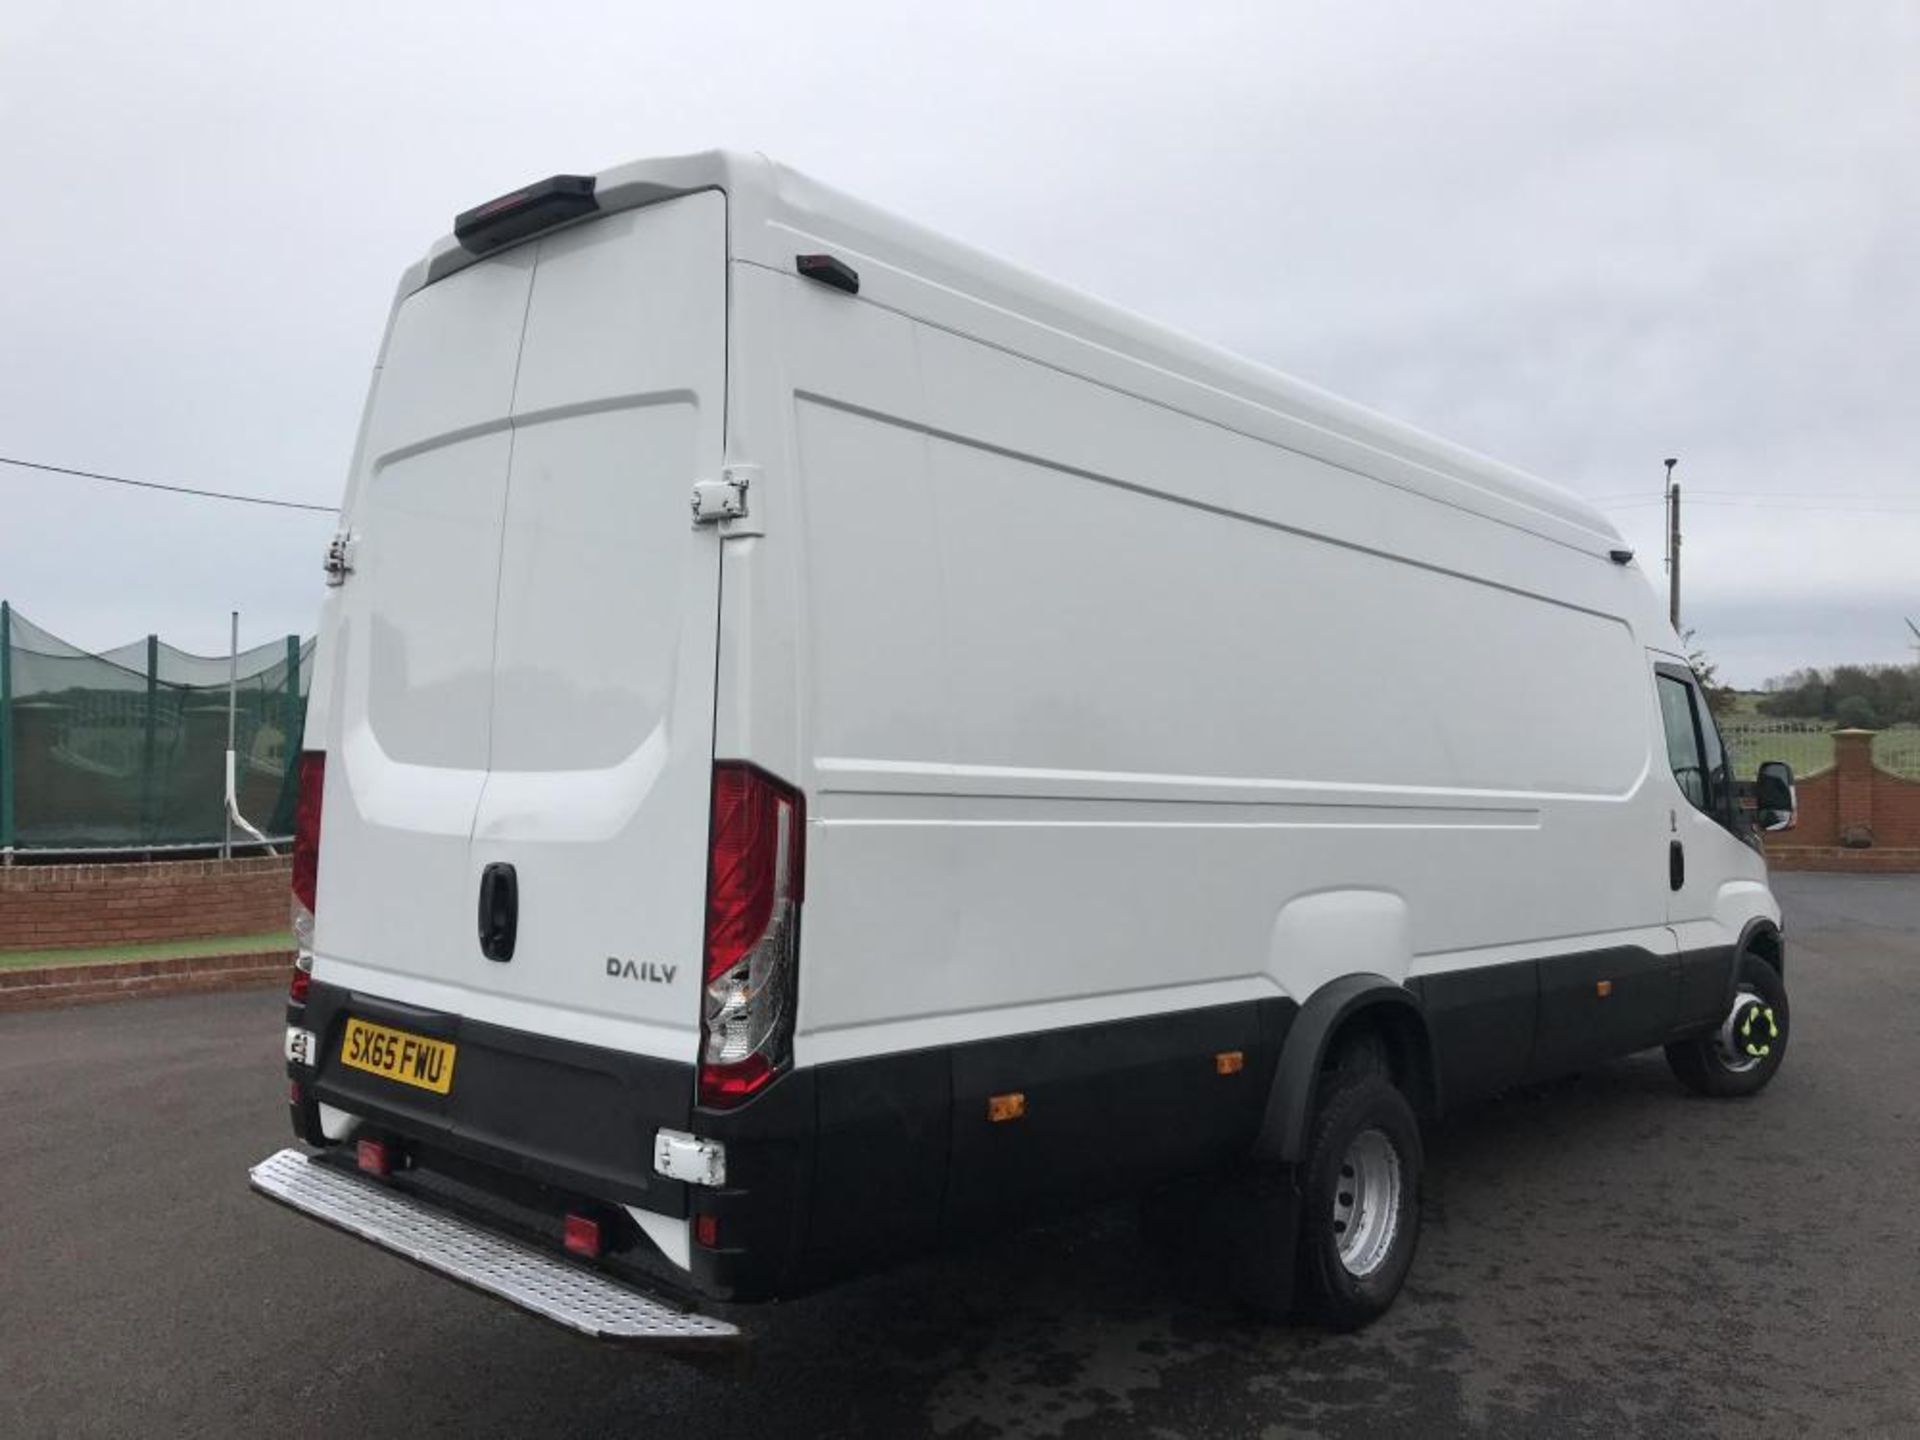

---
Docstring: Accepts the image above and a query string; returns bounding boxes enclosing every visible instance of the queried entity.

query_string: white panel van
[254,153,1800,1340]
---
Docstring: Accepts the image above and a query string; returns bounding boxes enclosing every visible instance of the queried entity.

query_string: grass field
[1721,718,1920,779]
[0,930,293,971]
[1722,722,1835,779]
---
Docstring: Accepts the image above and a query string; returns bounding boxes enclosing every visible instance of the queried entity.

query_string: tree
[1758,668,1827,718]
[1835,694,1880,729]
[1682,630,1739,719]
[1756,662,1920,723]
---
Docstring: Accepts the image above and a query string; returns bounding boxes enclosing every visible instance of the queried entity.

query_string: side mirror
[1755,760,1796,832]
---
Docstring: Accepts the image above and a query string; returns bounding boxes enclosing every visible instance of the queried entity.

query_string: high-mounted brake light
[454,174,598,256]
[291,752,325,956]
[699,764,805,1108]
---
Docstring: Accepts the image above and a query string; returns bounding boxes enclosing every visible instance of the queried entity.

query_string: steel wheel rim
[1331,1128,1402,1278]
[1717,988,1779,1073]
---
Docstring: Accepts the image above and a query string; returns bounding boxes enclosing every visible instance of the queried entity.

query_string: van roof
[399,150,1623,550]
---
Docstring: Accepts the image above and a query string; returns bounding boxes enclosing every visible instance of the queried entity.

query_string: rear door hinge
[690,465,762,534]
[323,530,357,586]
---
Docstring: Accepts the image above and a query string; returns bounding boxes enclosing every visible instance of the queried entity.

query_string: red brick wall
[0,856,291,952]
[1764,729,1920,871]
[1872,770,1920,847]
[1778,769,1839,847]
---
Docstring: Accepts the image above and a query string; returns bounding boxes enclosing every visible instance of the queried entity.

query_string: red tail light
[291,752,325,951]
[699,763,804,1108]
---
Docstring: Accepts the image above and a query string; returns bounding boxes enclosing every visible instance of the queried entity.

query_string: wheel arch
[1737,916,1786,984]
[1253,974,1439,1167]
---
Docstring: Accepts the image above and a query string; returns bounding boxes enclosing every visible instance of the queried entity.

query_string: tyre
[1293,1071,1423,1331]
[1666,953,1789,1098]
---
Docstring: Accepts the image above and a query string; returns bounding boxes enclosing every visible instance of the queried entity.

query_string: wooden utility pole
[1664,458,1681,631]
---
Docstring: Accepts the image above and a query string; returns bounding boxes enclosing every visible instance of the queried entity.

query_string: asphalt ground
[3,872,1917,1438]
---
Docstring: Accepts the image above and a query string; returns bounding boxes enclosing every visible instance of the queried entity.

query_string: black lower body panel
[287,979,1296,1303]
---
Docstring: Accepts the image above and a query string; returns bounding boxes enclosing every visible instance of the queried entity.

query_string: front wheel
[1665,953,1789,1098]
[1293,1072,1423,1330]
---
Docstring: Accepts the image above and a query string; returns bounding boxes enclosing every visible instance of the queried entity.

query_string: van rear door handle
[478,863,518,961]
[1669,841,1685,892]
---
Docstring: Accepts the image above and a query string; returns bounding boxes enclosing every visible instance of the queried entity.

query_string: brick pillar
[1834,728,1876,847]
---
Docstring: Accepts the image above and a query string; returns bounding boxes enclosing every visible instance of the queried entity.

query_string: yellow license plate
[339,1018,457,1095]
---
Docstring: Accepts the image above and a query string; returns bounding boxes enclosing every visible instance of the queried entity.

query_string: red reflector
[694,1214,720,1249]
[356,1138,390,1178]
[291,752,325,914]
[289,1081,303,1105]
[563,1214,602,1258]
[289,966,310,1004]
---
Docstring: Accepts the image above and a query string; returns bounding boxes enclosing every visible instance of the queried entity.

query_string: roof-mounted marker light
[796,253,859,294]
[454,175,599,256]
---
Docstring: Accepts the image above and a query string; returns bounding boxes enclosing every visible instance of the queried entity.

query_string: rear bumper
[290,978,695,1214]
[287,977,807,1300]
[249,1148,740,1347]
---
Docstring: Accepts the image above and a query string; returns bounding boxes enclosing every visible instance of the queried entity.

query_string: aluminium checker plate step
[248,1148,739,1345]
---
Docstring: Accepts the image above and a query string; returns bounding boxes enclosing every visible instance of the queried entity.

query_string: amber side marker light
[987,1092,1026,1123]
[1215,1050,1245,1075]
[1596,980,1614,998]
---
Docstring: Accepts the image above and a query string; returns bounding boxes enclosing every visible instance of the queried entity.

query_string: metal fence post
[281,634,302,837]
[0,600,14,859]
[283,634,301,755]
[140,633,159,843]
[222,611,238,861]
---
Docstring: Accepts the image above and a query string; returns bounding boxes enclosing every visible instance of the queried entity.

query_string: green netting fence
[0,602,312,853]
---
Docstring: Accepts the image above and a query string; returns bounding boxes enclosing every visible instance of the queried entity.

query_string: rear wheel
[1293,1072,1423,1330]
[1665,953,1789,1098]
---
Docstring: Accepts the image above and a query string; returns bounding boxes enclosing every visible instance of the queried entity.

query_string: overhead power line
[0,455,339,514]
[1687,497,1920,514]
[1588,488,1916,504]
[1595,496,1920,516]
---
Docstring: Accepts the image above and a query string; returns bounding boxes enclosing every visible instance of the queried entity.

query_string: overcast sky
[2,1,1914,685]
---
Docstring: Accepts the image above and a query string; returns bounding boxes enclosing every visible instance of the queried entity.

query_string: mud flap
[1225,1165,1304,1319]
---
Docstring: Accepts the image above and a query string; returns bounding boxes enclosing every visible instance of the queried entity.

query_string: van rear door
[468,193,726,1052]
[318,192,727,1063]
